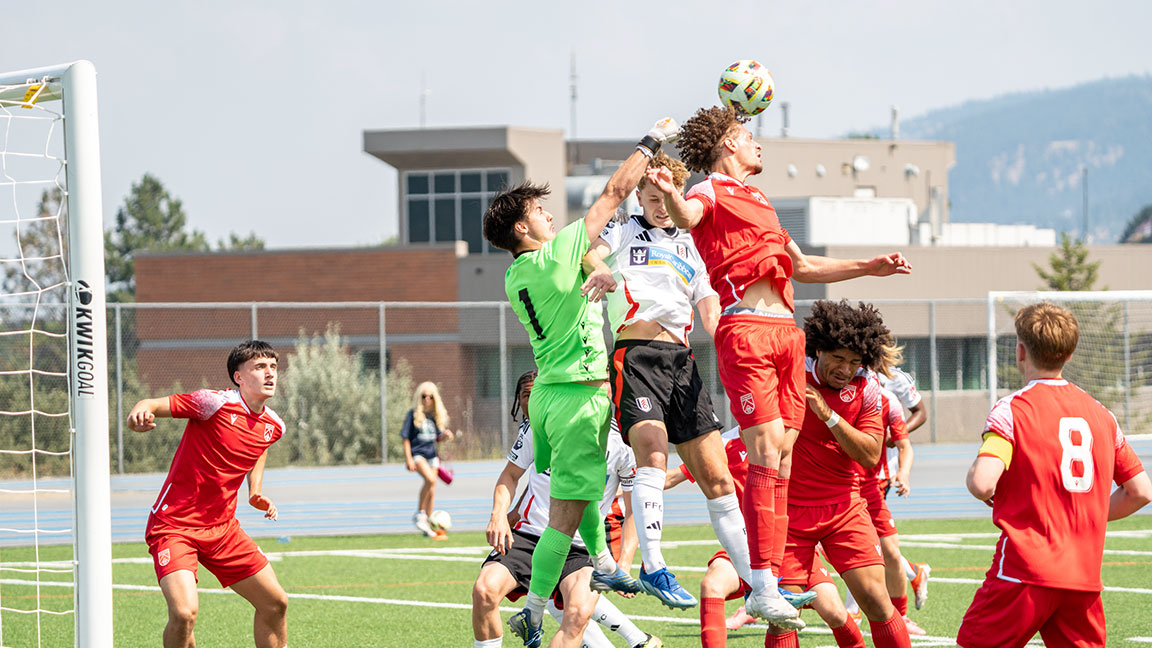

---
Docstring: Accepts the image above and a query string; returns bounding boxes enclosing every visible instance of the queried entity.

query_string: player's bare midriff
[576,378,610,390]
[733,277,791,315]
[617,319,683,345]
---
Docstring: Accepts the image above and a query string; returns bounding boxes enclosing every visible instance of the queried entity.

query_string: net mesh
[990,291,1152,436]
[0,74,76,646]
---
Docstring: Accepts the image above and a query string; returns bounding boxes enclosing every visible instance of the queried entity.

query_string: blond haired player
[957,302,1152,648]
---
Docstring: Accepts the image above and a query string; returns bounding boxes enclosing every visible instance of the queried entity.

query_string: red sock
[891,595,908,616]
[869,611,912,648]
[764,630,799,648]
[743,464,777,571]
[701,597,726,648]
[771,477,789,573]
[831,615,866,648]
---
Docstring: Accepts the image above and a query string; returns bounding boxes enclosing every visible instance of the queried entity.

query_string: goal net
[988,290,1152,436]
[0,62,111,647]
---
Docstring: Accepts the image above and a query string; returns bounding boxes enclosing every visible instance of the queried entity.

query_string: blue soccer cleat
[507,608,542,648]
[591,566,643,594]
[778,586,817,609]
[638,566,698,609]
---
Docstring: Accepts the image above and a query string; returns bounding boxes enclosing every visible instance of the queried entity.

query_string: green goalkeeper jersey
[505,219,607,385]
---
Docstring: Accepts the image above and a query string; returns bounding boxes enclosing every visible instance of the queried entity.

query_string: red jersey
[148,389,285,528]
[790,357,883,505]
[865,385,908,483]
[680,428,747,502]
[983,379,1144,591]
[684,173,794,311]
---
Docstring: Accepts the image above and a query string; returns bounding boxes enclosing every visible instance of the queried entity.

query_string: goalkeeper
[482,117,679,647]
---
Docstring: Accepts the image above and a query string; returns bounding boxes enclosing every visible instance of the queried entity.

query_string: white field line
[0,577,963,646]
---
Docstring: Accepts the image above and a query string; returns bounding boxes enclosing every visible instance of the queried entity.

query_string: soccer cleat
[725,605,757,630]
[903,616,927,636]
[413,512,434,537]
[591,567,643,594]
[431,529,448,541]
[508,608,543,648]
[847,611,862,624]
[911,562,931,610]
[632,633,663,648]
[778,586,817,609]
[638,567,698,609]
[745,588,804,630]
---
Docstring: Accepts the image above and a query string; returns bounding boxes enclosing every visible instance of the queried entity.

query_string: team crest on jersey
[264,423,274,441]
[230,413,239,425]
[630,247,649,265]
[675,243,688,258]
[157,548,170,567]
[840,384,857,402]
[740,393,755,414]
[636,397,652,412]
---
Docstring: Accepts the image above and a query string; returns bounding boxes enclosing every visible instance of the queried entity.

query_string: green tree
[218,231,265,251]
[104,174,210,302]
[1032,232,1102,291]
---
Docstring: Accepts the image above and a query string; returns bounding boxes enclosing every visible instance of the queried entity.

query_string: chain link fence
[70,296,1152,475]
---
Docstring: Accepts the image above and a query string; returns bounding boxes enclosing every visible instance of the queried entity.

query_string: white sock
[591,594,647,646]
[844,588,860,615]
[474,638,502,648]
[706,493,776,592]
[525,592,547,626]
[548,600,614,648]
[592,547,618,574]
[633,467,667,571]
[903,555,917,581]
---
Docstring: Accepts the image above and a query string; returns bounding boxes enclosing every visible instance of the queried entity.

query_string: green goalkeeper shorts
[527,382,610,502]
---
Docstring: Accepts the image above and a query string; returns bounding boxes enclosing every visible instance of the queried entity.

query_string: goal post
[987,290,1152,433]
[0,60,112,647]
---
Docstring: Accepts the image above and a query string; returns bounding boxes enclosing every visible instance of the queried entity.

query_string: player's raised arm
[647,166,704,230]
[487,460,526,554]
[126,397,172,432]
[584,119,680,241]
[787,241,912,284]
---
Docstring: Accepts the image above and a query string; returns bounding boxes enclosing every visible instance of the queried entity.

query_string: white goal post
[0,61,112,647]
[987,290,1152,435]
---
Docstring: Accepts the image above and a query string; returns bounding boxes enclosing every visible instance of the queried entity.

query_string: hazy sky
[3,0,1150,248]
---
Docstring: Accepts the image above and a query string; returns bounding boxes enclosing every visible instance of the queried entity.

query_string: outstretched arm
[584,119,680,240]
[126,397,172,432]
[647,166,705,230]
[787,240,912,283]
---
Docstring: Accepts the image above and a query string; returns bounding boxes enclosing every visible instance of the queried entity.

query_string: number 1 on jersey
[518,288,546,340]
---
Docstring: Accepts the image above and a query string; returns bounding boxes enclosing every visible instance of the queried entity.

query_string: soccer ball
[428,509,452,532]
[718,60,775,116]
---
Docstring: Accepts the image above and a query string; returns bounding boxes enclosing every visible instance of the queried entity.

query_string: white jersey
[877,367,922,409]
[599,216,717,344]
[506,419,635,547]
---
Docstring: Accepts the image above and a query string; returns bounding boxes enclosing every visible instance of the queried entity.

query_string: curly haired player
[645,105,911,624]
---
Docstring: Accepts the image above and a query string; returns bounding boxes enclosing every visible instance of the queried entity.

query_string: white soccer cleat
[911,562,931,610]
[745,588,804,630]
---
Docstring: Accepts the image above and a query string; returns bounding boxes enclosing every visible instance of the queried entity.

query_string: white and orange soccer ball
[718,60,775,116]
[429,509,452,532]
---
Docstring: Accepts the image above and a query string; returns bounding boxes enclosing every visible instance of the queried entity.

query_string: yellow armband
[978,432,1013,470]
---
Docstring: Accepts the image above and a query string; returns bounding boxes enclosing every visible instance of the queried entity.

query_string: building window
[902,336,988,391]
[403,168,512,254]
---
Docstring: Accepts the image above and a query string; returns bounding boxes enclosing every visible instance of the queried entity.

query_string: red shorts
[714,315,806,430]
[779,498,883,587]
[145,516,268,588]
[860,477,898,538]
[956,577,1105,648]
[710,549,833,600]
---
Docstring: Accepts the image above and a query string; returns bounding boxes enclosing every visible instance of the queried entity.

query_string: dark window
[434,198,456,242]
[486,170,509,192]
[462,197,484,255]
[408,199,430,243]
[407,173,429,195]
[461,172,482,193]
[434,172,457,194]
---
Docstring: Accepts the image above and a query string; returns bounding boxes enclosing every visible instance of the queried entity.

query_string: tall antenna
[419,70,430,128]
[780,101,790,138]
[569,51,579,168]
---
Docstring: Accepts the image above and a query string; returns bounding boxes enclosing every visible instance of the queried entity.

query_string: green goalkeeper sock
[577,500,618,572]
[527,527,574,599]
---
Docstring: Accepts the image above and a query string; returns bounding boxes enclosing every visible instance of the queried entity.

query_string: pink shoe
[725,606,756,630]
[903,616,927,636]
